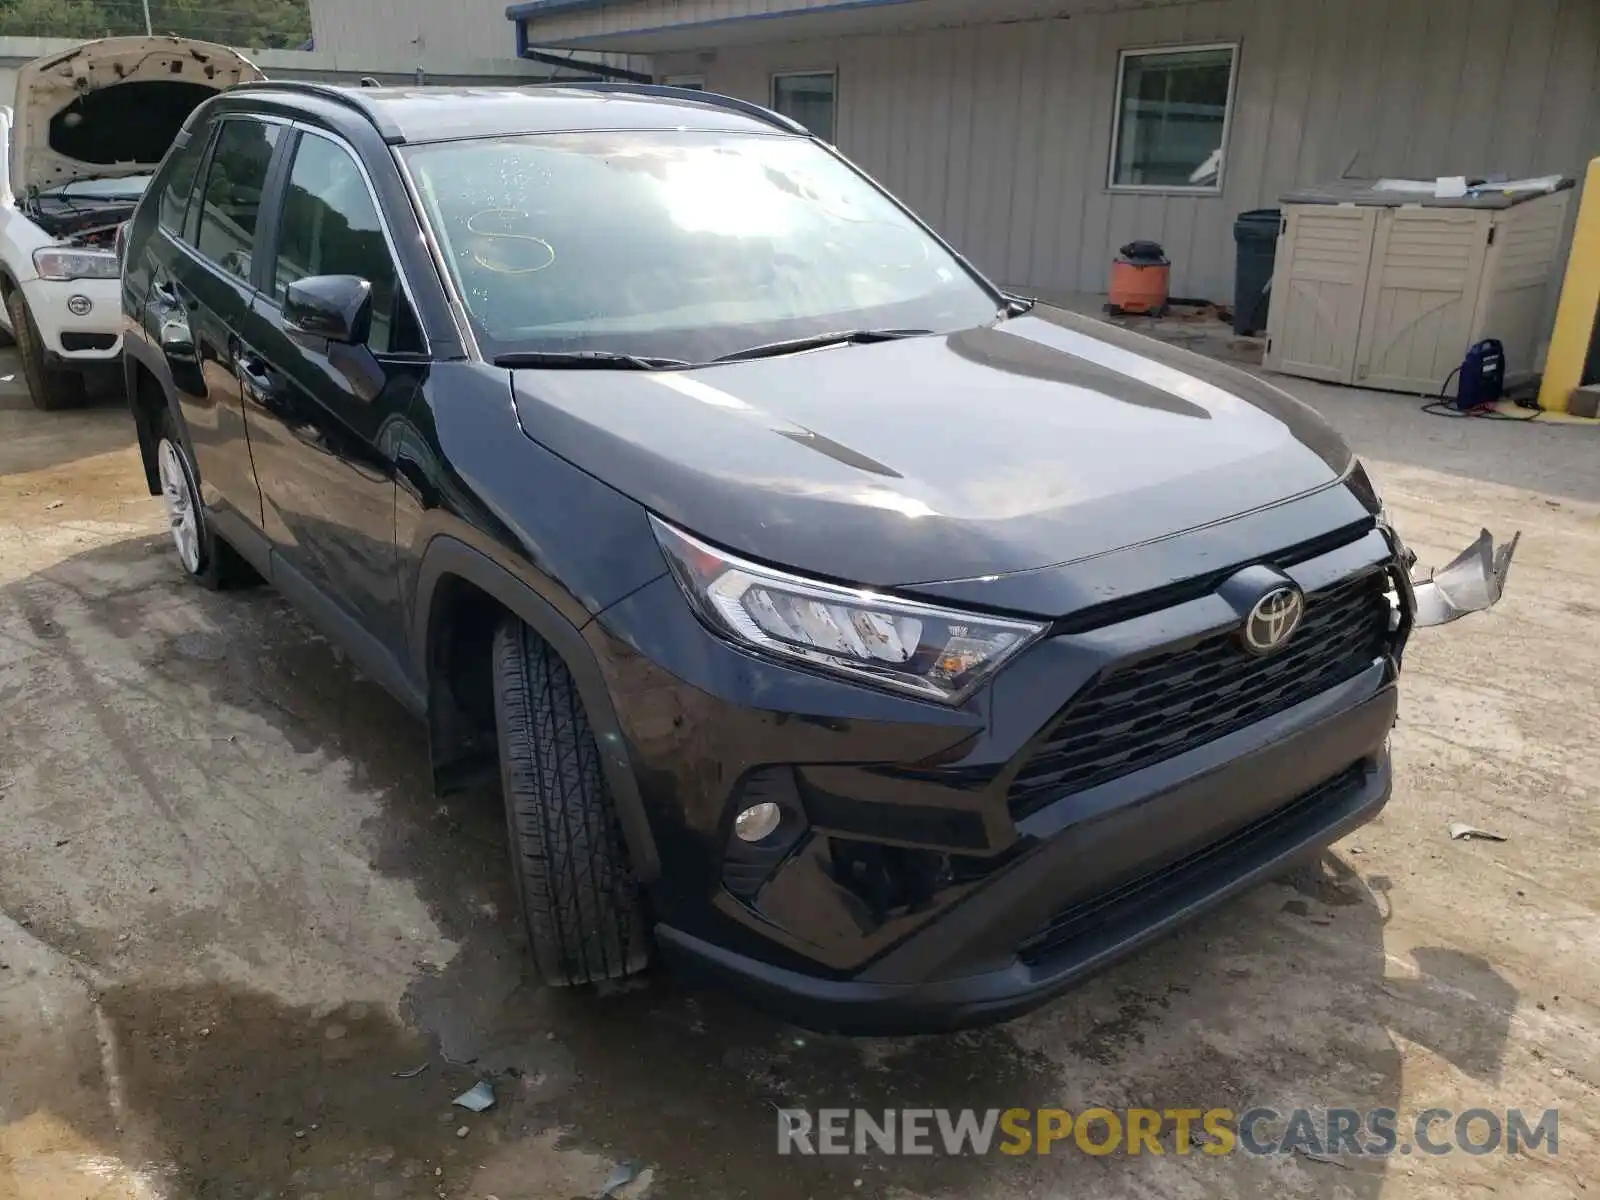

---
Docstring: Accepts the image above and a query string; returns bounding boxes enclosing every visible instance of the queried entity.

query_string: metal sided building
[498,0,1600,312]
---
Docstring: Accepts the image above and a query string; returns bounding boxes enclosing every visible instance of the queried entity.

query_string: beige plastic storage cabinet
[1263,180,1574,394]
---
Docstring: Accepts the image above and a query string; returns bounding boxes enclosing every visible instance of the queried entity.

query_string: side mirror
[284,274,371,348]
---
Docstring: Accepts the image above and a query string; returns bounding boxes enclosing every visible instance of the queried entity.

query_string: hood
[509,306,1358,593]
[11,36,264,196]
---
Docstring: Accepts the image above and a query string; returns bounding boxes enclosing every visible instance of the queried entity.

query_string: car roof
[224,81,806,145]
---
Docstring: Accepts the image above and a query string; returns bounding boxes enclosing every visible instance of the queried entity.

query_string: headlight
[33,247,119,281]
[652,517,1045,704]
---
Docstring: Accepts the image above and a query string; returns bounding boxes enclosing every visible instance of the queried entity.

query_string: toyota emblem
[1241,586,1305,656]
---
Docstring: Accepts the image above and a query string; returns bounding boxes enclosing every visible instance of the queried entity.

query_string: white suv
[0,36,261,409]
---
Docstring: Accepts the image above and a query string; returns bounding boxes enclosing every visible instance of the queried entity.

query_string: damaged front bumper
[1409,529,1520,627]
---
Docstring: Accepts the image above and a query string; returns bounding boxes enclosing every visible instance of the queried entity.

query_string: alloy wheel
[157,438,202,575]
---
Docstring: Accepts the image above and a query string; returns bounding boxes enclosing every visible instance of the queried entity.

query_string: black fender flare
[412,535,661,883]
[122,329,193,496]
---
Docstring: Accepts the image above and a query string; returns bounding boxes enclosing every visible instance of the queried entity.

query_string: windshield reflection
[402,130,998,362]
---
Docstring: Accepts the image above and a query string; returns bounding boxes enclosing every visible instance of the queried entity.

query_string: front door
[236,127,424,670]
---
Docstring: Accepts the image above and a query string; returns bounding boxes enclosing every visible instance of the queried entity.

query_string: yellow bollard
[1539,157,1600,413]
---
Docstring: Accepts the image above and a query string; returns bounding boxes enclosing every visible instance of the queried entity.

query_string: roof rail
[545,81,809,136]
[229,79,406,141]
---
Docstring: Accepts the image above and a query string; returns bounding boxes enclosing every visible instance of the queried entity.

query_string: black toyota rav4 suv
[119,81,1517,1034]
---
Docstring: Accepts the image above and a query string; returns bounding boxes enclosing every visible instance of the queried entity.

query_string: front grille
[1008,570,1392,819]
[61,332,116,351]
[1016,762,1368,964]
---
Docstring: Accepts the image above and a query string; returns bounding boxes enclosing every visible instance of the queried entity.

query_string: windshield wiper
[711,328,933,365]
[493,350,692,370]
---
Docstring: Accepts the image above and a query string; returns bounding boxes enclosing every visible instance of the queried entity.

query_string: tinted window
[195,119,280,282]
[272,133,407,354]
[158,123,211,238]
[400,129,996,363]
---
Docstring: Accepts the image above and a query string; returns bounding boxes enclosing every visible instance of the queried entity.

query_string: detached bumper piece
[1411,529,1520,628]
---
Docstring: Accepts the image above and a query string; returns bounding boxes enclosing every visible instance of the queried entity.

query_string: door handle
[159,311,195,357]
[154,279,198,362]
[237,352,307,431]
[152,279,197,312]
[237,352,271,383]
[237,351,281,407]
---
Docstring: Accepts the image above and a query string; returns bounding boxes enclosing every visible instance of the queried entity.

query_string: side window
[195,119,280,283]
[272,132,412,354]
[157,120,213,240]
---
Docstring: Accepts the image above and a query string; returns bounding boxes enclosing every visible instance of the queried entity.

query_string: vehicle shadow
[0,534,1522,1199]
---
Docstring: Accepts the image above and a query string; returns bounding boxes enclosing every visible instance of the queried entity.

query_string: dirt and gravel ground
[0,351,1596,1200]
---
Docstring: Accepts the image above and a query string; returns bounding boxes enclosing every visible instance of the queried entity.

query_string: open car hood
[10,36,264,197]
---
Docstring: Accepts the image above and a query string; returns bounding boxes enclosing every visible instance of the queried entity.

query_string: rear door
[155,115,284,537]
[234,125,426,674]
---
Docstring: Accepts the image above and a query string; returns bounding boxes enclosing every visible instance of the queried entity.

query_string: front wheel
[8,290,83,411]
[492,618,649,986]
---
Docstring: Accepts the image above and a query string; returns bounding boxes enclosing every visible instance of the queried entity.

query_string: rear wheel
[154,410,257,590]
[492,617,649,986]
[8,290,83,411]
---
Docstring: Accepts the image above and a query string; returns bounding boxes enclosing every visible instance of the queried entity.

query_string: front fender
[121,318,190,495]
[411,534,662,883]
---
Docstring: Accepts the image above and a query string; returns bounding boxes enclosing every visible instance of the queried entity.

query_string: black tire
[492,618,649,986]
[8,289,84,411]
[154,409,259,591]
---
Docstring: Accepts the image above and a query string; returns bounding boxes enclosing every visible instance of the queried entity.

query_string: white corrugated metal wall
[310,0,641,74]
[524,0,898,44]
[313,0,520,58]
[642,0,1600,305]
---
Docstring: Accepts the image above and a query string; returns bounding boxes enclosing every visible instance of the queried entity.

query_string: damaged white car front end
[0,36,262,409]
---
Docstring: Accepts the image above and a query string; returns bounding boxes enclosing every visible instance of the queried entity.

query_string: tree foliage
[0,0,311,49]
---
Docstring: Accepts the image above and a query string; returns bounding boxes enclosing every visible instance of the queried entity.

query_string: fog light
[67,294,92,316]
[734,801,782,843]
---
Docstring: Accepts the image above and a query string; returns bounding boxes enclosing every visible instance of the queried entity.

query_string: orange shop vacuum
[1107,240,1170,317]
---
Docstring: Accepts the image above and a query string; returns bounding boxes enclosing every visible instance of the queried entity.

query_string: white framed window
[771,70,836,142]
[664,74,705,90]
[1109,43,1238,193]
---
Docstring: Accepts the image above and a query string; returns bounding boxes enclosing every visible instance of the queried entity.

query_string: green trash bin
[1233,210,1281,336]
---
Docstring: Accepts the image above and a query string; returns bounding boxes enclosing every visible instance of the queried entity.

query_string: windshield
[401,130,1000,362]
[39,175,153,201]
